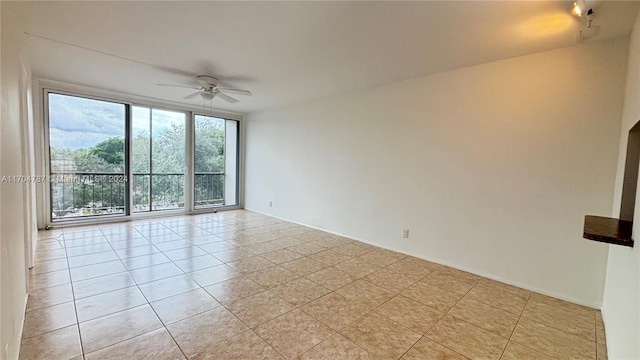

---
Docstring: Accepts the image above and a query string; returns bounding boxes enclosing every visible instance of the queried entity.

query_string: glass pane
[132,106,150,212]
[48,93,126,220]
[151,109,185,210]
[193,115,238,208]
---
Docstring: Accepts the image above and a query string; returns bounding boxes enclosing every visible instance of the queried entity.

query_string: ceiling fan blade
[183,91,202,99]
[157,84,201,90]
[216,87,252,96]
[216,91,239,103]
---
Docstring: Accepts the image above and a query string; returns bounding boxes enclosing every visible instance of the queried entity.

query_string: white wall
[1,3,30,359]
[602,10,640,360]
[245,38,629,307]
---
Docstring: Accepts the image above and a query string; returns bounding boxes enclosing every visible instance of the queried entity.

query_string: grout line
[60,228,86,359]
[94,222,190,359]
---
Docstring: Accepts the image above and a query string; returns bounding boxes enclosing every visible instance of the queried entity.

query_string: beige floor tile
[29,258,69,275]
[335,280,395,309]
[282,257,328,276]
[500,341,554,360]
[65,242,113,257]
[128,262,183,284]
[511,317,596,359]
[246,265,301,288]
[115,244,161,259]
[211,247,256,262]
[598,340,608,360]
[297,333,371,360]
[80,304,163,353]
[333,257,381,279]
[188,263,241,287]
[19,212,611,360]
[69,260,126,282]
[342,312,421,360]
[174,254,223,272]
[228,255,276,273]
[400,337,468,360]
[227,290,295,328]
[301,292,370,331]
[36,239,65,251]
[386,257,437,277]
[204,276,266,305]
[151,288,220,325]
[309,248,353,266]
[64,236,108,249]
[138,274,200,302]
[358,249,405,267]
[522,295,595,341]
[477,278,531,299]
[438,267,481,282]
[68,250,119,268]
[333,243,373,257]
[271,277,332,306]
[167,306,248,356]
[401,282,462,312]
[310,234,353,248]
[23,301,77,338]
[422,271,478,296]
[305,267,356,290]
[85,328,185,360]
[256,309,335,359]
[364,267,423,293]
[20,325,82,360]
[287,243,326,256]
[121,253,172,270]
[270,236,306,249]
[163,246,207,261]
[29,268,70,290]
[190,330,284,360]
[34,248,67,262]
[375,295,443,334]
[529,293,595,316]
[448,297,519,338]
[153,239,193,252]
[75,286,147,322]
[108,238,152,250]
[73,272,136,299]
[26,283,74,311]
[464,282,528,314]
[261,248,305,264]
[189,237,233,249]
[426,315,508,360]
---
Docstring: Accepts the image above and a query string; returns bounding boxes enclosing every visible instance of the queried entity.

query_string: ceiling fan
[158,75,251,103]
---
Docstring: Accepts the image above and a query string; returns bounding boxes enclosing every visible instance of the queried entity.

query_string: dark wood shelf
[583,215,634,247]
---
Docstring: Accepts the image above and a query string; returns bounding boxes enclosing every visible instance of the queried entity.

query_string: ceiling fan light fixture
[200,92,215,101]
[571,0,587,17]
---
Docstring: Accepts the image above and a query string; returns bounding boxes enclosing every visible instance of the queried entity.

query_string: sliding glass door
[132,106,186,212]
[194,115,239,208]
[46,91,240,223]
[48,93,128,220]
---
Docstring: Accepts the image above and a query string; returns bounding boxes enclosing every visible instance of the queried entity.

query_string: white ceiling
[13,1,640,113]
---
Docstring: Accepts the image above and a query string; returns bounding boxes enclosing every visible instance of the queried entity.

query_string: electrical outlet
[269,201,273,207]
[402,228,409,238]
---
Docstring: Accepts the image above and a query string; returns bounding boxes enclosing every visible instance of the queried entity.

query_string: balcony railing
[51,172,225,220]
[195,172,224,207]
[50,172,126,219]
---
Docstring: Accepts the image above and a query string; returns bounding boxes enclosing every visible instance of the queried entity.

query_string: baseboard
[245,207,602,309]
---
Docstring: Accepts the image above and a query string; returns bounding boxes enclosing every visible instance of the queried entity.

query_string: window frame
[38,79,244,227]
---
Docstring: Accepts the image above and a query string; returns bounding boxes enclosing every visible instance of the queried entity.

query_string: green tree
[91,137,124,166]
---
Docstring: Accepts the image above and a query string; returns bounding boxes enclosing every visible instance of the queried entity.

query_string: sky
[48,93,187,149]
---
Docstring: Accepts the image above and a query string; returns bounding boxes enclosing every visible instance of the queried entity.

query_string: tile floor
[21,210,608,360]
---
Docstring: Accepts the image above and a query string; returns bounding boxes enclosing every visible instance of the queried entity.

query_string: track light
[571,0,587,17]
